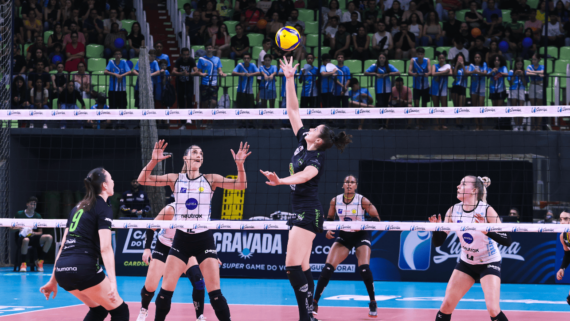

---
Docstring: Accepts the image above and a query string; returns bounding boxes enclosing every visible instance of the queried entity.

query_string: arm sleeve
[144,229,154,249]
[97,207,113,230]
[296,127,309,143]
[486,232,513,246]
[432,231,448,247]
[561,250,570,270]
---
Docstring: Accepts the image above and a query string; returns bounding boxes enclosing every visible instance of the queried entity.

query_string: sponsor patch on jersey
[338,209,343,214]
[185,198,198,210]
[180,187,187,193]
[344,217,352,221]
[352,209,357,214]
[462,233,474,244]
[199,186,205,192]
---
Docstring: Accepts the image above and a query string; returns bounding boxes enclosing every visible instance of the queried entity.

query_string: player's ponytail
[318,126,353,153]
[468,175,490,202]
[78,167,107,211]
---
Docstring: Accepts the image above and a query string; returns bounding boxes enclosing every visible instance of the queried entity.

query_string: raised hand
[151,140,171,162]
[428,214,442,223]
[260,170,281,186]
[231,141,252,166]
[279,56,299,79]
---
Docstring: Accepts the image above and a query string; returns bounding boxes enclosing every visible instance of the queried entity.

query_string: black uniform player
[260,57,352,321]
[556,210,570,304]
[40,168,129,321]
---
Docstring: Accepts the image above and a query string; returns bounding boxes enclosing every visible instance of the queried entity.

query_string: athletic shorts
[451,85,466,96]
[489,91,507,101]
[54,257,106,291]
[375,93,392,107]
[288,203,325,234]
[236,92,255,108]
[335,230,371,250]
[200,85,218,102]
[529,83,544,99]
[509,88,526,101]
[413,88,430,102]
[169,229,218,264]
[455,259,501,281]
[152,238,171,263]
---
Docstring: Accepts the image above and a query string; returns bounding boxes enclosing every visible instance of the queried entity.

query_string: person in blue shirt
[333,53,351,108]
[430,51,451,130]
[489,54,508,107]
[466,51,488,130]
[526,53,545,130]
[278,66,298,109]
[300,53,318,108]
[482,0,502,24]
[259,54,277,108]
[319,53,337,107]
[232,53,260,109]
[508,57,528,131]
[408,47,431,108]
[451,53,468,111]
[131,49,160,108]
[364,52,400,107]
[196,44,227,108]
[88,93,111,129]
[103,49,131,108]
[348,78,373,107]
[154,41,171,67]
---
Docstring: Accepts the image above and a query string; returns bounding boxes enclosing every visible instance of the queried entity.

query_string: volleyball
[275,27,301,52]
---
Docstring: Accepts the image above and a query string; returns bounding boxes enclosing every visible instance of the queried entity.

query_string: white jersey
[157,203,177,247]
[450,201,502,264]
[336,193,365,231]
[173,173,214,234]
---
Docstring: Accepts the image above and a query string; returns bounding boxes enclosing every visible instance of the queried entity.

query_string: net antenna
[139,47,165,217]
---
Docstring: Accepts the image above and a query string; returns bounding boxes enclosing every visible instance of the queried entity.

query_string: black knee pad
[187,265,205,291]
[155,288,173,310]
[109,302,129,321]
[567,295,570,305]
[286,265,307,288]
[359,264,373,281]
[320,263,335,280]
[208,289,227,309]
[83,305,108,321]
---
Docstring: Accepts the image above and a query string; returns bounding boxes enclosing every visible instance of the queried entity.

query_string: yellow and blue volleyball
[275,27,301,52]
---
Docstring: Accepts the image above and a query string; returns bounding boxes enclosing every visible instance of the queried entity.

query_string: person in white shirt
[342,1,361,23]
[286,9,305,30]
[448,35,469,63]
[324,16,339,46]
[542,14,565,47]
[372,21,393,57]
[103,9,122,34]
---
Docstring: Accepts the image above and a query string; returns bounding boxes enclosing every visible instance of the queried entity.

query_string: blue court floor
[1,265,569,319]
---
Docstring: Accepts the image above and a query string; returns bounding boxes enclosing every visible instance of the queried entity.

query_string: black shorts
[54,257,106,292]
[108,91,127,109]
[301,96,317,108]
[152,238,171,263]
[413,88,430,102]
[455,259,502,281]
[169,229,218,264]
[451,85,466,96]
[376,93,391,107]
[489,91,507,101]
[289,204,325,234]
[236,92,255,109]
[335,230,371,250]
[200,85,218,102]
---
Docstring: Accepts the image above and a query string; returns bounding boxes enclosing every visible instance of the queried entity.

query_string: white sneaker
[29,124,34,128]
[43,124,48,129]
[196,315,207,321]
[136,308,148,321]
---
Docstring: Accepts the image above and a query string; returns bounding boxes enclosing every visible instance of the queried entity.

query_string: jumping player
[429,176,512,321]
[40,168,129,321]
[138,140,251,321]
[555,210,570,304]
[260,57,352,321]
[313,175,380,318]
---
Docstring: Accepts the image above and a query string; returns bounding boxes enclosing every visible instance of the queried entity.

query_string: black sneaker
[369,300,377,318]
[312,300,318,316]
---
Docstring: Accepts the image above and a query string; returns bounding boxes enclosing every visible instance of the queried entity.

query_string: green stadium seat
[130,58,139,66]
[358,74,371,87]
[52,98,58,109]
[540,46,559,59]
[502,10,511,23]
[126,86,134,100]
[560,47,570,59]
[305,21,318,34]
[178,0,191,10]
[435,47,451,57]
[121,20,136,34]
[247,33,264,47]
[225,21,238,34]
[320,46,331,55]
[554,60,570,74]
[24,43,31,55]
[96,86,108,95]
[87,58,107,71]
[391,60,405,74]
[191,45,205,53]
[252,46,263,58]
[338,0,346,10]
[456,9,468,22]
[221,58,236,74]
[86,44,104,58]
[298,9,315,22]
[306,34,323,48]
[541,59,553,73]
[44,31,53,44]
[344,60,362,73]
[91,71,107,86]
[364,59,375,71]
[418,47,434,59]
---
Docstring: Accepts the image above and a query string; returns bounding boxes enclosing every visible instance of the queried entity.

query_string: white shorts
[509,88,526,101]
[528,83,544,100]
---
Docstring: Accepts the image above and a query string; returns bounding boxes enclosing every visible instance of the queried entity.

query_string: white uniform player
[172,173,214,234]
[335,193,365,232]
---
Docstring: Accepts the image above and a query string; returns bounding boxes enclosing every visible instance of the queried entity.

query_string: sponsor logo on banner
[460,226,476,231]
[399,231,432,270]
[211,110,227,115]
[564,227,570,233]
[505,107,522,114]
[429,108,446,114]
[240,224,256,229]
[360,224,378,230]
[9,111,23,116]
[235,110,252,115]
[74,111,88,116]
[283,110,288,115]
[433,232,524,264]
[169,223,185,229]
[11,222,24,228]
[30,111,46,116]
[33,222,48,228]
[404,108,420,114]
[216,223,233,229]
[531,107,548,113]
[435,226,450,232]
[336,224,352,230]
[56,222,67,228]
[558,107,570,113]
[333,109,347,114]
[485,226,503,232]
[142,110,158,116]
[512,227,529,232]
[379,108,395,114]
[213,232,283,259]
[119,110,135,116]
[146,223,162,229]
[454,108,470,114]
[355,109,371,114]
[410,225,426,231]
[187,110,204,115]
[307,109,322,115]
[310,264,356,273]
[479,107,496,113]
[264,224,280,229]
[96,110,112,116]
[385,224,401,231]
[331,109,336,115]
[122,229,147,253]
[193,223,209,229]
[538,227,555,233]
[123,223,139,228]
[52,111,66,116]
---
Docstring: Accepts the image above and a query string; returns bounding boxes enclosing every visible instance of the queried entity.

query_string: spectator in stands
[88,93,112,129]
[23,10,42,44]
[26,35,47,61]
[536,0,550,24]
[172,48,198,111]
[408,47,430,111]
[465,2,484,30]
[11,76,30,109]
[431,51,451,130]
[515,0,532,21]
[451,52,468,116]
[320,53,337,107]
[28,49,50,73]
[489,54,508,107]
[83,9,104,44]
[468,51,488,130]
[442,10,459,45]
[293,24,307,61]
[505,11,524,41]
[346,11,365,35]
[485,14,505,46]
[62,22,86,47]
[508,207,520,221]
[403,1,425,24]
[485,40,502,65]
[103,8,122,34]
[286,8,305,30]
[342,1,361,23]
[508,57,528,131]
[332,23,351,58]
[73,61,94,98]
[390,76,412,107]
[104,49,131,109]
[408,13,423,46]
[241,0,264,33]
[275,0,295,21]
[197,44,227,108]
[458,22,474,48]
[233,0,249,21]
[63,8,82,34]
[155,59,171,110]
[186,10,206,46]
[13,45,27,77]
[384,1,404,25]
[206,15,221,43]
[51,62,68,97]
[469,37,488,66]
[525,10,543,42]
[300,53,318,107]
[104,22,128,59]
[79,0,96,21]
[448,36,469,62]
[266,12,284,41]
[13,196,53,272]
[322,0,342,30]
[257,0,273,14]
[539,210,554,223]
[232,53,259,112]
[20,0,42,19]
[543,14,566,47]
[127,22,145,59]
[58,81,86,128]
[259,54,278,109]
[365,52,400,109]
[28,61,52,91]
[333,53,351,108]
[348,78,374,110]
[217,0,233,21]
[64,32,85,72]
[364,0,382,26]
[256,39,272,105]
[421,11,445,46]
[212,23,231,57]
[388,16,401,37]
[44,0,61,31]
[120,178,151,218]
[527,53,544,129]
[324,16,339,47]
[202,1,220,24]
[30,78,50,128]
[482,0,502,24]
[352,26,371,60]
[14,11,25,45]
[47,24,64,55]
[394,21,416,59]
[182,3,193,22]
[435,0,462,21]
[155,41,171,67]
[230,24,251,60]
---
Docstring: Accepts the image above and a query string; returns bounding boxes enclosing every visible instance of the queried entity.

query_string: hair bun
[481,176,491,188]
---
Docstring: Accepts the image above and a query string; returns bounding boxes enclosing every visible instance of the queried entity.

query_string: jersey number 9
[69,209,84,232]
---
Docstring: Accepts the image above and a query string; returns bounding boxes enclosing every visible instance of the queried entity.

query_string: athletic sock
[154,288,173,321]
[187,265,205,317]
[304,269,315,314]
[359,264,375,301]
[436,310,452,321]
[109,301,129,321]
[286,265,311,321]
[83,305,108,321]
[491,311,508,321]
[208,289,231,321]
[140,285,155,310]
[314,263,334,302]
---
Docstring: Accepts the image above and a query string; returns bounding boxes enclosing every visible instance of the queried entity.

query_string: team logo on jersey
[180,187,187,193]
[338,209,343,214]
[199,187,205,193]
[398,231,431,271]
[343,217,352,221]
[185,198,198,210]
[351,209,357,214]
[462,233,474,244]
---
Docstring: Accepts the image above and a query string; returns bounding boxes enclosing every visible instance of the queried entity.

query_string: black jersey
[289,127,326,206]
[60,196,113,263]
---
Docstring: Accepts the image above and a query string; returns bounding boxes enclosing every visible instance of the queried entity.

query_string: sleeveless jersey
[335,193,365,231]
[450,201,502,264]
[157,202,177,247]
[563,232,570,248]
[173,174,214,234]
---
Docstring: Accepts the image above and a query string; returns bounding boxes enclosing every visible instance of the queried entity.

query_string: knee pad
[567,295,570,306]
[109,302,129,321]
[359,264,373,282]
[155,289,174,310]
[187,265,205,291]
[320,263,335,280]
[286,266,306,288]
[208,289,227,310]
[83,305,108,321]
